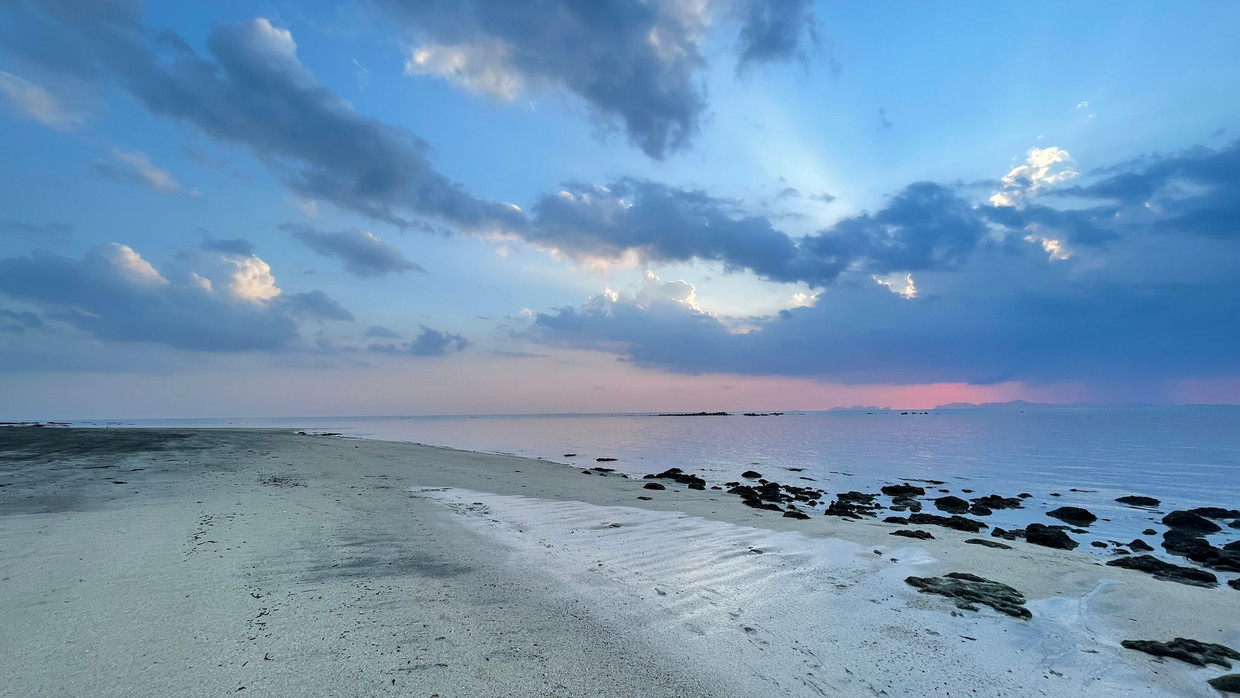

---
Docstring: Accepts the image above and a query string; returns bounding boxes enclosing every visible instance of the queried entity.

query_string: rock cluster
[905,572,1031,619]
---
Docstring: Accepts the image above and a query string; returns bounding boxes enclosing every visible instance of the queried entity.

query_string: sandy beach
[1,427,1237,697]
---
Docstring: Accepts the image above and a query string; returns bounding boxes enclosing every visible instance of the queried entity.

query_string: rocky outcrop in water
[907,512,988,533]
[1046,506,1097,527]
[1188,507,1240,519]
[1163,510,1222,534]
[905,572,1030,619]
[882,483,926,497]
[1025,523,1078,550]
[1162,530,1240,572]
[933,496,970,514]
[1116,495,1160,507]
[1120,638,1240,668]
[971,494,1024,510]
[1106,554,1218,587]
[1129,538,1154,552]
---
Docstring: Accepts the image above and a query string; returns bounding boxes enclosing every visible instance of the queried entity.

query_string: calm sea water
[82,407,1240,554]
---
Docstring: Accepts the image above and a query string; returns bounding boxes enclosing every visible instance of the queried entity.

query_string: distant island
[655,411,731,417]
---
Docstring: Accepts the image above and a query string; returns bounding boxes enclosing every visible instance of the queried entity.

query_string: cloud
[734,0,818,69]
[200,237,256,257]
[529,138,1240,386]
[0,308,43,332]
[285,223,423,277]
[989,147,1076,207]
[383,0,817,159]
[810,191,836,204]
[0,242,352,351]
[364,325,401,339]
[0,70,81,130]
[368,325,470,356]
[2,5,524,232]
[0,218,73,244]
[95,148,197,195]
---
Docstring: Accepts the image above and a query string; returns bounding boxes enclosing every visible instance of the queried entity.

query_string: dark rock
[961,489,974,494]
[1116,495,1160,507]
[1230,579,1240,591]
[1090,541,1108,548]
[743,498,783,512]
[1163,531,1240,572]
[580,470,593,475]
[934,496,970,514]
[563,453,577,458]
[596,457,618,462]
[965,538,1012,550]
[825,498,875,519]
[648,468,707,489]
[907,513,988,533]
[1231,520,1240,529]
[1129,539,1154,552]
[891,495,922,512]
[1225,541,1240,553]
[1018,493,1032,499]
[884,516,909,524]
[783,510,811,520]
[1120,638,1240,668]
[636,496,652,500]
[991,527,1024,541]
[1189,506,1240,519]
[643,482,665,490]
[741,470,763,479]
[905,572,1031,619]
[1163,510,1222,534]
[837,491,878,504]
[1025,523,1078,550]
[1106,555,1218,587]
[890,529,934,540]
[971,495,1024,510]
[969,504,993,516]
[882,483,926,497]
[1143,529,1158,536]
[1050,492,1061,497]
[1209,675,1240,693]
[1047,506,1097,527]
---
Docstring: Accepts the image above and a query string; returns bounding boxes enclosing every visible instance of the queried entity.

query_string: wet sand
[1,428,1237,696]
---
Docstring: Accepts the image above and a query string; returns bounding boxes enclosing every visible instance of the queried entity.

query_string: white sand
[1,428,1237,696]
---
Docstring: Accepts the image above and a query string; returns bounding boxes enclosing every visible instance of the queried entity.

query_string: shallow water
[82,407,1240,565]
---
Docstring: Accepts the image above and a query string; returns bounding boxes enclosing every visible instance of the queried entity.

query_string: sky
[1,0,1238,419]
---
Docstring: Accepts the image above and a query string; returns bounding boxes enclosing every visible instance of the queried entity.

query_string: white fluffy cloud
[989,147,1077,207]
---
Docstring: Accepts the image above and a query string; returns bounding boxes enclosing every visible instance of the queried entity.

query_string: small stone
[741,470,762,479]
[637,496,652,500]
[643,482,665,490]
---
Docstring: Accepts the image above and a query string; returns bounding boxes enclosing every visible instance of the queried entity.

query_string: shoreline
[2,427,1238,696]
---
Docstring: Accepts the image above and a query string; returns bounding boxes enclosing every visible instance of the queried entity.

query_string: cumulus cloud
[989,147,1076,207]
[0,242,352,351]
[369,325,470,357]
[95,148,196,195]
[529,139,1240,385]
[1,3,524,232]
[285,223,423,277]
[383,0,817,158]
[0,70,81,130]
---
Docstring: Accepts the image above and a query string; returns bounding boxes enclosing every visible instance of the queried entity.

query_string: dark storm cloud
[0,0,524,232]
[368,325,470,357]
[381,0,816,159]
[0,243,351,351]
[284,224,423,277]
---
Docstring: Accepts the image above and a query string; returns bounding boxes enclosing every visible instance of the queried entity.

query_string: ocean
[80,406,1240,557]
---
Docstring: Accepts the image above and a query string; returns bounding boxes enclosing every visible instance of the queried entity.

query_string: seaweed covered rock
[905,572,1031,619]
[1120,638,1240,668]
[1106,554,1218,587]
[907,512,988,532]
[882,483,926,497]
[1116,495,1160,507]
[971,494,1024,510]
[933,496,970,514]
[965,538,1012,550]
[1209,675,1240,692]
[1163,510,1222,534]
[890,529,934,540]
[1025,523,1078,550]
[1047,506,1097,527]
